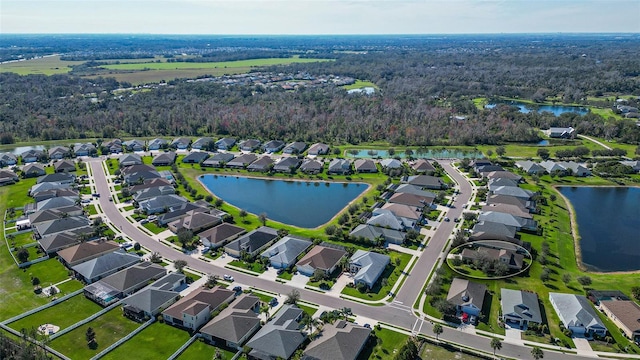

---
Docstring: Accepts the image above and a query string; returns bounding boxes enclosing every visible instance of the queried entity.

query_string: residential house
[491,186,533,200]
[57,240,121,267]
[301,320,370,360]
[446,278,487,319]
[354,159,378,173]
[587,290,630,305]
[22,163,46,178]
[261,236,313,269]
[487,194,536,213]
[73,143,96,157]
[620,160,640,173]
[412,159,435,174]
[138,194,188,215]
[227,154,258,169]
[200,223,246,249]
[349,250,390,290]
[283,142,307,154]
[132,185,176,203]
[545,127,575,138]
[501,289,543,328]
[53,160,76,173]
[558,161,591,177]
[182,152,210,164]
[0,170,18,186]
[128,178,173,194]
[393,184,436,199]
[192,137,215,150]
[202,153,235,167]
[119,153,143,167]
[246,304,306,360]
[263,140,285,153]
[38,232,81,254]
[33,216,92,239]
[368,208,415,230]
[121,164,162,185]
[215,137,237,151]
[152,152,176,166]
[0,152,18,166]
[327,159,351,175]
[103,139,123,154]
[387,192,434,208]
[123,140,145,152]
[224,226,279,258]
[122,273,186,321]
[247,156,274,172]
[168,211,221,234]
[485,171,523,183]
[380,158,403,169]
[32,188,78,203]
[540,160,566,174]
[273,157,302,173]
[84,262,166,306]
[548,293,607,336]
[171,137,191,150]
[380,203,422,222]
[239,139,262,152]
[461,245,524,270]
[71,250,141,283]
[470,221,519,243]
[349,224,406,245]
[29,206,83,225]
[156,202,213,226]
[36,196,78,212]
[299,159,323,174]
[599,300,640,341]
[476,164,505,176]
[307,143,329,155]
[21,149,45,163]
[403,175,445,190]
[29,182,71,197]
[296,245,347,276]
[478,211,538,232]
[162,287,236,331]
[199,294,261,350]
[487,177,519,192]
[37,172,75,185]
[148,138,169,151]
[481,203,533,220]
[48,146,70,160]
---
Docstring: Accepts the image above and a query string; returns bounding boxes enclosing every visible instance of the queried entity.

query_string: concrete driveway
[289,273,309,288]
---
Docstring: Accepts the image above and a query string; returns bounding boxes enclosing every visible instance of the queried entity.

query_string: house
[620,160,640,173]
[132,185,176,203]
[121,164,162,185]
[202,153,235,167]
[53,160,76,173]
[123,140,145,152]
[261,236,313,269]
[29,182,71,197]
[481,203,533,220]
[22,163,46,177]
[21,149,45,163]
[307,143,329,155]
[0,152,18,166]
[32,188,78,203]
[29,206,83,225]
[487,194,536,213]
[246,304,306,360]
[199,294,261,350]
[446,278,487,318]
[412,159,435,174]
[487,177,519,192]
[349,224,406,245]
[224,226,279,258]
[171,137,191,150]
[273,157,302,173]
[168,211,221,234]
[283,142,307,154]
[57,240,121,267]
[247,156,274,172]
[119,153,143,167]
[403,175,445,190]
[349,250,390,289]
[302,320,370,360]
[380,203,422,222]
[36,196,78,212]
[546,127,575,139]
[38,232,81,254]
[476,164,505,175]
[299,159,323,174]
[48,146,70,160]
[37,172,75,185]
[122,273,186,321]
[103,139,123,153]
[354,159,378,173]
[152,151,176,166]
[227,154,258,169]
[33,216,92,239]
[182,151,210,164]
[393,184,436,198]
[239,139,261,152]
[470,221,519,243]
[71,250,141,283]
[73,143,96,157]
[296,245,347,276]
[162,287,236,331]
[192,137,215,150]
[128,178,173,194]
[215,137,237,151]
[478,211,538,232]
[84,262,166,306]
[558,161,591,177]
[462,243,524,270]
[501,289,543,328]
[156,202,212,226]
[548,292,607,336]
[200,223,246,249]
[587,290,630,305]
[148,138,169,151]
[485,171,523,183]
[540,160,566,174]
[368,208,415,230]
[327,159,351,175]
[491,186,533,200]
[263,140,285,153]
[138,195,188,215]
[599,300,640,341]
[387,192,434,208]
[380,158,403,169]
[0,170,18,185]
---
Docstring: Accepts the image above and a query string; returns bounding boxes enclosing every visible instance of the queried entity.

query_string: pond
[199,175,368,228]
[7,145,46,155]
[558,186,640,272]
[346,149,484,159]
[486,101,589,116]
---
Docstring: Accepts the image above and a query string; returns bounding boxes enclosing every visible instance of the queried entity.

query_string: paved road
[88,159,598,360]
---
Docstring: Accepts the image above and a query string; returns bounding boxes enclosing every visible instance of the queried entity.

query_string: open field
[102,322,191,360]
[342,79,378,90]
[0,56,83,75]
[8,294,102,334]
[100,57,332,71]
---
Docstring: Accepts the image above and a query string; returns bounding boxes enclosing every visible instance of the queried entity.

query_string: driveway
[505,327,522,341]
[289,273,309,289]
[573,337,596,357]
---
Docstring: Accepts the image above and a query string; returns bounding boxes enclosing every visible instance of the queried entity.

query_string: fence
[1,289,84,325]
[167,333,200,360]
[90,317,155,360]
[49,298,123,340]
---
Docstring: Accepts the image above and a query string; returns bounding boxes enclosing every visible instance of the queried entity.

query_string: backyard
[101,322,191,360]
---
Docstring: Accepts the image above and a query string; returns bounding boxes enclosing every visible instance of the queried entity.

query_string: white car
[223,274,234,282]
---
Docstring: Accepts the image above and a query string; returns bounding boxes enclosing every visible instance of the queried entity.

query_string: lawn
[359,327,408,360]
[142,221,165,234]
[277,269,294,280]
[342,79,378,90]
[419,339,484,360]
[101,322,191,360]
[6,231,36,248]
[8,294,102,334]
[298,303,318,317]
[177,338,237,360]
[49,307,140,360]
[85,204,98,215]
[341,251,412,301]
[227,260,266,274]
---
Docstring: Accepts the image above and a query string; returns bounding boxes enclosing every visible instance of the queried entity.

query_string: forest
[0,34,639,146]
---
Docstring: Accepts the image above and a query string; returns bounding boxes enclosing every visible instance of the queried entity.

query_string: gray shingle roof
[549,292,606,331]
[72,251,141,282]
[182,152,210,163]
[349,224,406,244]
[200,223,246,247]
[302,320,370,360]
[350,250,390,288]
[225,226,279,254]
[98,262,166,292]
[501,289,542,324]
[246,304,305,360]
[122,287,179,315]
[446,278,487,310]
[200,294,261,344]
[261,236,313,268]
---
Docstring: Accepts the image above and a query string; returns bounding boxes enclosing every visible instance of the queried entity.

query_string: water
[558,186,640,272]
[346,149,484,159]
[537,140,549,146]
[486,101,589,116]
[7,145,46,155]
[199,175,367,228]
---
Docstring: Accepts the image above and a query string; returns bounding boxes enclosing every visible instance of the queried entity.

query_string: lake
[347,149,484,159]
[199,175,368,228]
[486,101,589,116]
[558,186,640,272]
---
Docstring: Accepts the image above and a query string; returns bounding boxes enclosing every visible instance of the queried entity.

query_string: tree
[549,194,556,203]
[632,286,640,301]
[150,252,162,263]
[260,304,270,320]
[31,277,40,287]
[486,149,493,157]
[86,327,97,349]
[495,146,506,157]
[537,148,550,160]
[577,276,592,287]
[177,228,194,248]
[388,148,396,156]
[531,346,544,359]
[490,338,502,356]
[16,247,29,263]
[540,268,551,282]
[214,198,224,208]
[133,242,141,251]
[258,212,267,226]
[205,274,218,288]
[174,259,188,273]
[432,323,443,340]
[285,289,300,305]
[239,209,248,221]
[562,273,572,285]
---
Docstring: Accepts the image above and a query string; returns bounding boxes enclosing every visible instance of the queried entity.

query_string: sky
[1,0,639,35]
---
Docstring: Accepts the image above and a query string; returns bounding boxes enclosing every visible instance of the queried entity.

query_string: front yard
[341,251,412,301]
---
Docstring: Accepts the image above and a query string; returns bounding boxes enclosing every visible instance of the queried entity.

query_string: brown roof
[57,240,120,265]
[162,287,235,320]
[412,159,435,172]
[169,211,221,232]
[296,246,347,272]
[600,300,640,334]
[481,203,532,219]
[387,192,433,207]
[380,203,422,220]
[199,223,246,246]
[129,178,172,193]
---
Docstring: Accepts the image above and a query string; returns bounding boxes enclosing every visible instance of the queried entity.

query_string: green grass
[100,57,333,71]
[341,252,411,301]
[122,205,135,211]
[298,303,318,317]
[49,307,140,359]
[8,294,102,334]
[0,55,83,75]
[6,231,36,248]
[227,260,266,274]
[365,327,408,360]
[101,322,191,360]
[419,340,484,360]
[342,79,378,90]
[177,338,237,360]
[277,269,294,280]
[85,204,98,215]
[142,222,165,235]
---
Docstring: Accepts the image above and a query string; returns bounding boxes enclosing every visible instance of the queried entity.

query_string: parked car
[233,286,242,294]
[269,297,278,306]
[223,274,234,282]
[276,268,285,275]
[92,193,100,198]
[444,217,450,222]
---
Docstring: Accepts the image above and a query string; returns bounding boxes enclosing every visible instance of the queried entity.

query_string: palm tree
[258,212,267,226]
[432,323,443,340]
[531,346,544,359]
[260,304,270,321]
[490,338,502,357]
